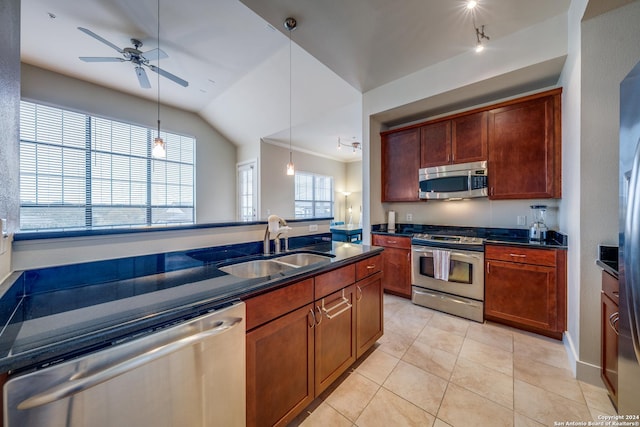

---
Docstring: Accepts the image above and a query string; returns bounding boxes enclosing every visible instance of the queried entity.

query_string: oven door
[411,246,484,301]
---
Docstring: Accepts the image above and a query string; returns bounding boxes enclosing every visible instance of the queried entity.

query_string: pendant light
[152,0,166,159]
[284,17,296,176]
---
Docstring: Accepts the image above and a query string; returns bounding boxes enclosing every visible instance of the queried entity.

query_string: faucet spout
[263,225,271,256]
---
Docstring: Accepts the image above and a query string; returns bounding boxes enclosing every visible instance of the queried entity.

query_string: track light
[475,24,489,53]
[337,137,362,153]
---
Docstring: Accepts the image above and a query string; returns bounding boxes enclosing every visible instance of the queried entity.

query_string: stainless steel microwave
[418,161,488,200]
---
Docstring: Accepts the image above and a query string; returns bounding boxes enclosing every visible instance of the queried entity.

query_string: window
[294,172,333,219]
[19,101,195,231]
[237,160,257,221]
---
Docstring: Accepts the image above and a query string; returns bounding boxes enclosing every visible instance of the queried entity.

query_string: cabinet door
[315,285,356,396]
[601,291,619,407]
[381,128,421,202]
[356,272,383,357]
[380,246,412,298]
[420,121,451,167]
[485,259,558,333]
[246,304,315,427]
[487,94,560,199]
[452,111,487,164]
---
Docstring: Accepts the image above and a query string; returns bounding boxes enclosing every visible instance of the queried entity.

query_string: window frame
[294,171,334,219]
[18,100,196,231]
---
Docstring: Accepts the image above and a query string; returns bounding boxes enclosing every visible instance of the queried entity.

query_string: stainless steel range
[411,233,485,322]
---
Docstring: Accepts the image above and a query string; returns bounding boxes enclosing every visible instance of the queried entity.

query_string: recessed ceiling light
[466,1,477,10]
[47,12,56,19]
[200,89,207,93]
[208,79,216,85]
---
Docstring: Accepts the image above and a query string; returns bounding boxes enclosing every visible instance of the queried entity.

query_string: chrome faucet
[264,215,288,255]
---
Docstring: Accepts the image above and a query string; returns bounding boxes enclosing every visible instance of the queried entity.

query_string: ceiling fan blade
[148,64,189,87]
[135,66,151,89]
[78,27,124,53]
[143,48,168,62]
[79,57,126,63]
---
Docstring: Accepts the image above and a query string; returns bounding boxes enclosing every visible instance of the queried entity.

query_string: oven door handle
[412,247,482,261]
[413,288,478,306]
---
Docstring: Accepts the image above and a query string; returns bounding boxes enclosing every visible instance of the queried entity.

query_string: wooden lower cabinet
[246,303,315,427]
[601,270,619,408]
[371,234,411,298]
[484,245,566,339]
[245,255,383,427]
[356,272,383,358]
[315,284,356,396]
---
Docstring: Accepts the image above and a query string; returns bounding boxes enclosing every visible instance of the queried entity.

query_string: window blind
[19,101,195,231]
[294,172,333,219]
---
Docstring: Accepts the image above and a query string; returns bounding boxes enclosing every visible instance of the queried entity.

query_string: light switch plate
[0,218,7,255]
[517,215,526,226]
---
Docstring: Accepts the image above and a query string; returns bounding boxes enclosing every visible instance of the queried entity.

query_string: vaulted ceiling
[21,0,572,161]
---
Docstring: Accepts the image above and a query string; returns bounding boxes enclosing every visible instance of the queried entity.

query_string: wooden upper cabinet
[452,111,488,164]
[381,127,420,202]
[420,121,451,167]
[487,90,561,199]
[420,111,487,168]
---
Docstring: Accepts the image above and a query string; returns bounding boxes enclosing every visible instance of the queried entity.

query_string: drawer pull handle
[387,240,397,244]
[321,289,352,319]
[609,312,620,335]
[366,264,376,270]
[509,253,527,258]
[612,291,619,298]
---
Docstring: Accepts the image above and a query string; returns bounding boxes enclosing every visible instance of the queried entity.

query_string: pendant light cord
[157,0,161,136]
[288,25,292,161]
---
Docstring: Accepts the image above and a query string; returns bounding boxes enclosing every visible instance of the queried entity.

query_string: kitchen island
[0,238,382,374]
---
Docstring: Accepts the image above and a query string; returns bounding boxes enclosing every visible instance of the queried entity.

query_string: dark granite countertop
[596,245,618,278]
[372,223,568,249]
[0,239,381,374]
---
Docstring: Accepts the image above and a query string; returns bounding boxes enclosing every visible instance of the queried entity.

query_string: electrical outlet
[406,213,413,221]
[309,224,318,232]
[517,215,527,226]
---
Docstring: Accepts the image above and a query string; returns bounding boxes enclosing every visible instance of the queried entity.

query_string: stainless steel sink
[219,259,296,279]
[273,252,332,267]
[219,252,333,278]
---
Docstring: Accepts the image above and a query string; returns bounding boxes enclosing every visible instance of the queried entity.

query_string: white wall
[559,0,588,379]
[259,141,348,220]
[574,0,640,383]
[21,64,238,223]
[0,0,20,283]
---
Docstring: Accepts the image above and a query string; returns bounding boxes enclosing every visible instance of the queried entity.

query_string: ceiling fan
[77,27,189,89]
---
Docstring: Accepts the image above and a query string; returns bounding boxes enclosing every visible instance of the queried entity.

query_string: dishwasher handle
[17,316,242,410]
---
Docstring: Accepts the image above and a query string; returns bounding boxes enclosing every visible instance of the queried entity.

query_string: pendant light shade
[284,17,296,175]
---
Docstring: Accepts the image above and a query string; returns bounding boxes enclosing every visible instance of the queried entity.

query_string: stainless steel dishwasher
[4,301,246,427]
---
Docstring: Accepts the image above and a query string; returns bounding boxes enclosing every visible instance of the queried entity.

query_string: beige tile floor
[289,293,617,427]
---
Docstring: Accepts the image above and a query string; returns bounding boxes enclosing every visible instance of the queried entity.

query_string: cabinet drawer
[371,234,411,249]
[485,245,557,267]
[245,278,314,330]
[602,270,619,303]
[355,255,382,281]
[315,264,355,299]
